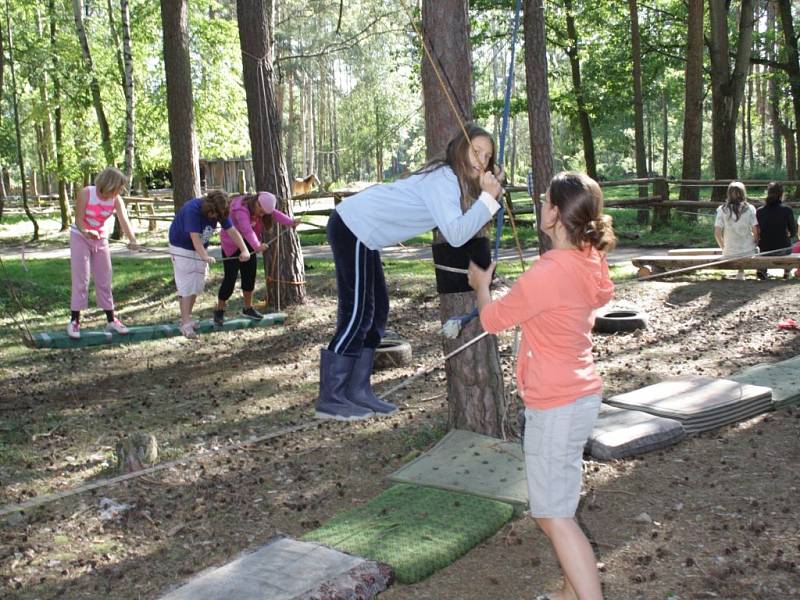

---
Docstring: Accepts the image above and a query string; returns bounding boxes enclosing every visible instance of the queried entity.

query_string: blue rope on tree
[442,0,523,339]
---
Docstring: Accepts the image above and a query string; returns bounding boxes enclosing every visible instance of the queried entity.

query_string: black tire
[374,338,413,370]
[593,306,648,334]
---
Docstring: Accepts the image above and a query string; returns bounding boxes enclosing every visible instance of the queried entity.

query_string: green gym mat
[387,429,528,506]
[302,484,514,584]
[28,313,287,349]
[730,355,800,409]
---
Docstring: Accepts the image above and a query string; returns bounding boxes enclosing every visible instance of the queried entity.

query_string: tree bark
[767,0,782,168]
[120,0,136,183]
[160,0,201,209]
[523,0,554,253]
[776,0,800,176]
[708,0,755,198]
[0,18,5,218]
[628,0,648,222]
[5,0,38,239]
[236,0,306,307]
[680,0,704,204]
[72,0,114,166]
[422,0,507,438]
[48,0,70,231]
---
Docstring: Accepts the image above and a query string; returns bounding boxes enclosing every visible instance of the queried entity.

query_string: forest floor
[1,250,799,600]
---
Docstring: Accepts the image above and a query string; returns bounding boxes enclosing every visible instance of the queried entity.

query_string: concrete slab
[730,355,800,409]
[159,537,391,600]
[387,429,528,506]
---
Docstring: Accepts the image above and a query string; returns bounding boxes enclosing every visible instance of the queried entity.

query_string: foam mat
[302,484,514,584]
[387,429,528,505]
[605,375,773,434]
[587,404,686,459]
[730,355,800,409]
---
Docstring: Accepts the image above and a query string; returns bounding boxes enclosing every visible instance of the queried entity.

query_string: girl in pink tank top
[67,167,140,340]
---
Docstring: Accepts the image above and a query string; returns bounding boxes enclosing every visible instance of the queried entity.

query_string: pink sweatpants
[70,229,114,311]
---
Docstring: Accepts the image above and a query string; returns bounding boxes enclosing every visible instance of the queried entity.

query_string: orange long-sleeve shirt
[479,246,614,409]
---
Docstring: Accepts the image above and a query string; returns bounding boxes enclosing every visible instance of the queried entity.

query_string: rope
[437,0,525,338]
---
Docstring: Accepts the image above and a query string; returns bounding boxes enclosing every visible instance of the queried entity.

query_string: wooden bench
[667,248,722,256]
[631,254,800,279]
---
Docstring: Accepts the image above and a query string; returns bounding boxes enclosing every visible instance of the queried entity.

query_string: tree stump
[115,433,158,474]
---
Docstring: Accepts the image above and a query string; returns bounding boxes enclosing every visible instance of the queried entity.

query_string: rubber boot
[346,347,398,415]
[315,348,373,421]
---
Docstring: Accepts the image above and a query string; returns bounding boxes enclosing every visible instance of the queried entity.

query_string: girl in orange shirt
[469,172,615,600]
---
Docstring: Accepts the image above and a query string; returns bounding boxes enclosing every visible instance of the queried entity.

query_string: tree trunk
[628,0,648,222]
[747,70,754,168]
[523,0,554,253]
[563,0,596,179]
[49,0,70,230]
[236,0,306,307]
[708,0,755,198]
[680,0,703,203]
[160,0,201,209]
[120,0,136,182]
[5,0,38,239]
[767,0,782,168]
[72,0,114,166]
[0,17,5,218]
[422,0,507,438]
[287,71,295,182]
[776,0,800,176]
[662,89,668,176]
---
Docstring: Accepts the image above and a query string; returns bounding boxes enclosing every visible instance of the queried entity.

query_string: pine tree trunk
[72,0,114,167]
[422,0,507,438]
[680,0,703,203]
[0,17,5,219]
[5,2,38,239]
[160,0,201,209]
[708,0,755,199]
[236,0,306,307]
[776,0,800,177]
[49,0,71,230]
[563,0,596,179]
[767,1,783,168]
[120,0,136,182]
[523,0,554,253]
[628,0,648,222]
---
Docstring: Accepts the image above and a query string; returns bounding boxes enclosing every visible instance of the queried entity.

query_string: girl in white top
[714,181,759,280]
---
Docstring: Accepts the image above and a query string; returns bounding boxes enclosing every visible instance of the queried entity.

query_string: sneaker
[213,310,224,327]
[241,306,263,320]
[106,317,129,335]
[66,321,81,340]
[180,322,198,339]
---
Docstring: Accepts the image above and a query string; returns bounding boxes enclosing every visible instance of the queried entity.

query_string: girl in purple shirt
[215,192,299,324]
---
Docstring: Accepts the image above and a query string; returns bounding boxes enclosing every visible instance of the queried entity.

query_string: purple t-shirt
[168,198,233,250]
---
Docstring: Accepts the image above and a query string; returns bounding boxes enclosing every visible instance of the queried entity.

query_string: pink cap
[257,191,277,214]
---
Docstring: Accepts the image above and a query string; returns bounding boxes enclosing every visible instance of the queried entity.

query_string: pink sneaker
[106,318,129,335]
[66,321,81,339]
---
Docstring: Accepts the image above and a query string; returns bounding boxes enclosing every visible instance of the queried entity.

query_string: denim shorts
[524,394,602,518]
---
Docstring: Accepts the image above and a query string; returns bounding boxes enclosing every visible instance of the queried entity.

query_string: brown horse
[291,173,321,197]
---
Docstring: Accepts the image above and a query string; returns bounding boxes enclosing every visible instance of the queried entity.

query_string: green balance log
[28,313,287,349]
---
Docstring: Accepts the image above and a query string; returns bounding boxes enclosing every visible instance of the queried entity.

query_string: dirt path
[1,261,799,599]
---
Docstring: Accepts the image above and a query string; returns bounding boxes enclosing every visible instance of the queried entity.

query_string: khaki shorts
[524,394,602,518]
[170,245,208,297]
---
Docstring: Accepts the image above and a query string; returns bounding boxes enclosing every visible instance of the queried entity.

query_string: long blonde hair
[723,181,748,221]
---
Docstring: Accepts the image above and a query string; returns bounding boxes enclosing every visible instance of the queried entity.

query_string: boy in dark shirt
[756,182,797,280]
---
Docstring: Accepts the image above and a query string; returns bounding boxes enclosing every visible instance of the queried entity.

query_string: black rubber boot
[213,309,224,327]
[315,348,373,421]
[346,347,398,415]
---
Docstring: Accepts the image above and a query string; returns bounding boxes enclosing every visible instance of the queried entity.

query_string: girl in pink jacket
[214,192,299,324]
[469,172,615,600]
